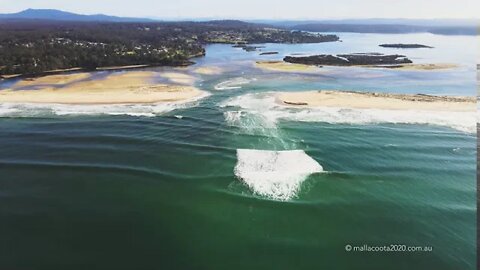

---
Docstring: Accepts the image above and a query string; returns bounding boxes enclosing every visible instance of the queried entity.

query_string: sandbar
[371,63,459,71]
[0,71,205,104]
[277,90,475,112]
[160,72,197,85]
[255,61,319,72]
[14,73,92,88]
[193,66,224,75]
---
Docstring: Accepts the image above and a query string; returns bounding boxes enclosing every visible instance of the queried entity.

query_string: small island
[284,53,412,66]
[260,51,279,55]
[379,43,433,48]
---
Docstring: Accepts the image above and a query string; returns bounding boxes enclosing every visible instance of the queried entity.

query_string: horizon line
[1,8,479,21]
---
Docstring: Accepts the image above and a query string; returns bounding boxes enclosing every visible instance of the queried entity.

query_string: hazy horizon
[1,0,479,20]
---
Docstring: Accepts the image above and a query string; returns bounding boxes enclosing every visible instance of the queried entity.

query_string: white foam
[224,110,244,125]
[234,149,323,201]
[0,93,209,118]
[214,77,253,90]
[221,92,476,133]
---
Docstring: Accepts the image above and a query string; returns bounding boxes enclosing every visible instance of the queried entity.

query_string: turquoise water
[0,33,477,269]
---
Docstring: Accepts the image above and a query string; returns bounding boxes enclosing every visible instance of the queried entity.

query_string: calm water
[0,33,477,269]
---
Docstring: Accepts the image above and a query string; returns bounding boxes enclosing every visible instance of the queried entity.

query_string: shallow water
[0,33,476,269]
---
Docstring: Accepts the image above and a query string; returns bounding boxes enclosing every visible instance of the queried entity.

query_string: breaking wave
[0,94,208,118]
[234,149,323,201]
[214,77,254,90]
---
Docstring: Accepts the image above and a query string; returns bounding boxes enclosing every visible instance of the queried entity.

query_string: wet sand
[160,72,197,85]
[372,63,459,70]
[193,66,224,75]
[255,61,319,72]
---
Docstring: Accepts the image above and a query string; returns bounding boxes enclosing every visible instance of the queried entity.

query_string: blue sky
[1,0,479,19]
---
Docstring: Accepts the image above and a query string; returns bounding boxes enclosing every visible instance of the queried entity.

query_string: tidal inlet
[0,1,478,270]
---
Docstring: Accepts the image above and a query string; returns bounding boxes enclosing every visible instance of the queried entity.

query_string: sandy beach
[255,61,319,72]
[0,71,205,104]
[277,90,476,112]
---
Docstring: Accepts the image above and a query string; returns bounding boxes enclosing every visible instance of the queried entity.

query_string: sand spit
[256,60,458,72]
[277,90,475,112]
[0,71,205,104]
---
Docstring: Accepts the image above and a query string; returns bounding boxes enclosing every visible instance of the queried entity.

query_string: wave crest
[0,93,208,118]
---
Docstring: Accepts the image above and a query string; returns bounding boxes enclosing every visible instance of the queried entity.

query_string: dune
[0,71,205,105]
[277,90,475,112]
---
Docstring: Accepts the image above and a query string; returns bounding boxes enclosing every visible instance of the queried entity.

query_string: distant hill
[290,23,478,35]
[1,9,477,35]
[0,8,154,22]
[249,18,479,35]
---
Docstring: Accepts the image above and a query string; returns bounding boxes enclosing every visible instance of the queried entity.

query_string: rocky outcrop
[259,51,279,55]
[283,53,412,66]
[232,44,265,52]
[379,43,433,48]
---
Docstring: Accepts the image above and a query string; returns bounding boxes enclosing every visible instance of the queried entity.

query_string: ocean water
[0,33,477,269]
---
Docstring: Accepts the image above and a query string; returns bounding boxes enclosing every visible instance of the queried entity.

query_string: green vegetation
[0,20,339,76]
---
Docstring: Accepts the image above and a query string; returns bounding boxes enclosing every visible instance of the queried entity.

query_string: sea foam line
[0,92,209,118]
[214,77,254,90]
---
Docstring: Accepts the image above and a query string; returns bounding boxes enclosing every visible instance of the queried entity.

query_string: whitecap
[224,110,245,125]
[214,77,253,90]
[234,149,323,201]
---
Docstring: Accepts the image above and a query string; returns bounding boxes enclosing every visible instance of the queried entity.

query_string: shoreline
[276,90,476,112]
[0,61,195,81]
[255,61,319,72]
